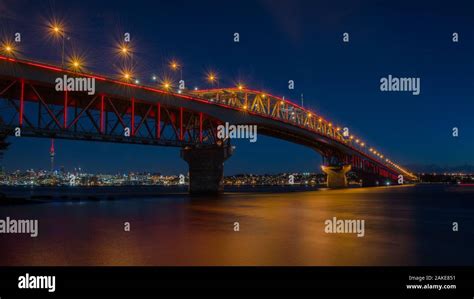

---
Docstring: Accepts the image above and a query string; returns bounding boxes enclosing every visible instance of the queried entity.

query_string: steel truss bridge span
[0,55,417,193]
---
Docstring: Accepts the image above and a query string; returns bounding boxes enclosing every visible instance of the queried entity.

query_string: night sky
[0,0,473,174]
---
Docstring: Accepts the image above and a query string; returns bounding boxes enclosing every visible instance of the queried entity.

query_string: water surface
[0,184,473,266]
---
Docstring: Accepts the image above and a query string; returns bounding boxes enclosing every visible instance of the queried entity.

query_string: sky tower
[50,139,55,172]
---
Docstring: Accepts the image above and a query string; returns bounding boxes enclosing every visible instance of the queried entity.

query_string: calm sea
[0,184,473,266]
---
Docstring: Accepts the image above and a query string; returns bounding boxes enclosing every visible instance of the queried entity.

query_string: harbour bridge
[0,54,417,193]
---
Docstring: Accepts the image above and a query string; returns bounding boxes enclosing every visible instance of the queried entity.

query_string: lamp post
[50,24,68,68]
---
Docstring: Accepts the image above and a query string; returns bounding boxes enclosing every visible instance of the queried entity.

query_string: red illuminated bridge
[0,55,417,193]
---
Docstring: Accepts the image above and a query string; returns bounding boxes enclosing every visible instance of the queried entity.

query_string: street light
[117,43,132,58]
[119,67,133,82]
[115,42,134,71]
[206,71,218,87]
[1,41,16,57]
[70,59,81,71]
[67,53,86,72]
[169,60,182,81]
[48,21,67,68]
[162,80,171,89]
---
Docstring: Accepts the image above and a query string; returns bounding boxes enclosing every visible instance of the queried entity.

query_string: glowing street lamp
[162,80,171,90]
[48,21,67,68]
[120,45,129,56]
[169,60,183,81]
[115,42,133,63]
[66,52,86,72]
[70,59,81,71]
[170,61,179,70]
[206,72,218,87]
[1,41,16,57]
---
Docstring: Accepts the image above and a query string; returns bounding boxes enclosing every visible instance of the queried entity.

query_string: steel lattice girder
[0,78,223,147]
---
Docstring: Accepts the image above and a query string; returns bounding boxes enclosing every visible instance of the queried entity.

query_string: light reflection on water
[0,185,473,266]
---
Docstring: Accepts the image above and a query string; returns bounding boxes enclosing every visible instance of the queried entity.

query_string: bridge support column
[321,165,351,188]
[181,145,233,195]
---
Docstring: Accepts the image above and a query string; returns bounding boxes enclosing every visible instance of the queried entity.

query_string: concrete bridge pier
[321,165,351,188]
[181,145,233,194]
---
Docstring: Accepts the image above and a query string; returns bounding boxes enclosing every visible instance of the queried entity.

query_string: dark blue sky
[1,0,473,174]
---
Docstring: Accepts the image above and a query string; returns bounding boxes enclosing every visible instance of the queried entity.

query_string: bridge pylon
[321,164,351,189]
[181,144,233,195]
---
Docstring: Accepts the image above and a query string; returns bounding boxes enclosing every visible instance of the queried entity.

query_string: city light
[237,84,244,90]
